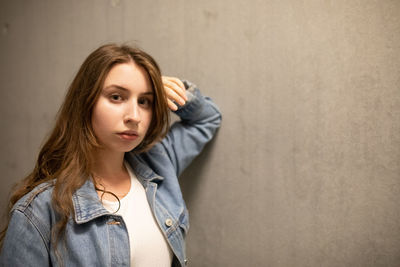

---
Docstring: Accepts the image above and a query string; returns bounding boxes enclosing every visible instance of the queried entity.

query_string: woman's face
[92,61,153,154]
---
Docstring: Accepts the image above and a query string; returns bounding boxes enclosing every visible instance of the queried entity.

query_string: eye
[138,97,153,108]
[110,94,123,102]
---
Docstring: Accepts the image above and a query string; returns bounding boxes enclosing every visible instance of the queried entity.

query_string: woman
[0,44,221,266]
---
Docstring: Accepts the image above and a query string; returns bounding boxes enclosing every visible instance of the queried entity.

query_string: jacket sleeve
[159,80,222,177]
[0,210,50,267]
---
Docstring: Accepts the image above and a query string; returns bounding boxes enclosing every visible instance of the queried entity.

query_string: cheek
[91,109,104,137]
[144,111,153,129]
[92,102,115,135]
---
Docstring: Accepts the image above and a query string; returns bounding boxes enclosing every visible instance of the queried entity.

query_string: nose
[124,101,141,124]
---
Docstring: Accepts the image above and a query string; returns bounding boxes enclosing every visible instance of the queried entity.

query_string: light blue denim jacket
[0,81,222,267]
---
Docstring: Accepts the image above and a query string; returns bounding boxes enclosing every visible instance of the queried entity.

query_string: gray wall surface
[1,0,400,266]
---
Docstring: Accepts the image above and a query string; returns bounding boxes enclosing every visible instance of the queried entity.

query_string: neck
[91,149,131,200]
[91,149,126,183]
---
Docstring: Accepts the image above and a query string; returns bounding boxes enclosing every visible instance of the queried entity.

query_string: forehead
[103,62,152,93]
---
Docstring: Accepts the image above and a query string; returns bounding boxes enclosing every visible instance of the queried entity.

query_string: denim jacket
[0,81,222,267]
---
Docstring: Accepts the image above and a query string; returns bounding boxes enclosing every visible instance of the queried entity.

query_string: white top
[102,163,173,266]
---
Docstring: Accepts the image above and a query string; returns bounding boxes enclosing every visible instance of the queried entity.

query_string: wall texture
[1,0,399,266]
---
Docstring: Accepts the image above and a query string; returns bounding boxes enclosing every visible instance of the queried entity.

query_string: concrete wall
[1,0,399,266]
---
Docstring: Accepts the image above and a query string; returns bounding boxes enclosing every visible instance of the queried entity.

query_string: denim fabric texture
[0,81,222,267]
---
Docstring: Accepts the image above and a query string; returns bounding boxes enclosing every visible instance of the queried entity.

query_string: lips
[117,130,139,141]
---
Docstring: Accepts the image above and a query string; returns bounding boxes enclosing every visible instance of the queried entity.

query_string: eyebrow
[141,91,154,96]
[104,85,154,95]
[104,85,129,92]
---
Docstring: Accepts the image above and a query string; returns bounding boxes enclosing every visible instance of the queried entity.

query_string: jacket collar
[72,179,109,224]
[124,151,164,183]
[72,152,163,224]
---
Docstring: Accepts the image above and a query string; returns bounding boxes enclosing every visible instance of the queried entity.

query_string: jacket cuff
[174,80,203,120]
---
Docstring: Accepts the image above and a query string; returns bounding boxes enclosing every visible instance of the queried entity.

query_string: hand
[162,76,188,111]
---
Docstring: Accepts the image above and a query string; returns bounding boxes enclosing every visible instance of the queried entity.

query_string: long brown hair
[0,44,169,251]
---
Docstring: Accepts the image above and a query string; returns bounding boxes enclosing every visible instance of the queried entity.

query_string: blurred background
[1,0,399,266]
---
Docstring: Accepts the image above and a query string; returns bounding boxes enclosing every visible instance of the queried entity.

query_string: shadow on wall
[179,135,219,206]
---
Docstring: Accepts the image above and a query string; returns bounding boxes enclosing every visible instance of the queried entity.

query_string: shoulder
[2,181,55,259]
[6,181,56,247]
[12,181,55,216]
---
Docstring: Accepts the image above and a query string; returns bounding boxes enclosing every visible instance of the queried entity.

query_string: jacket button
[165,218,173,227]
[107,220,121,225]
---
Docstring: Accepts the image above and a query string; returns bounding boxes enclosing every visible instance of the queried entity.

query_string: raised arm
[158,77,222,176]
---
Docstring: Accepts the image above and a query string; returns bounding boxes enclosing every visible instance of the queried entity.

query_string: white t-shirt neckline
[101,162,173,267]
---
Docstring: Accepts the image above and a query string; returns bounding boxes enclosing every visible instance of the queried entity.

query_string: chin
[113,138,145,153]
[124,142,142,152]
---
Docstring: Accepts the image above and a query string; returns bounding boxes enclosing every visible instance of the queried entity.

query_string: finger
[168,78,186,96]
[163,78,186,105]
[165,85,186,106]
[167,98,178,111]
[163,77,187,101]
[170,79,187,101]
